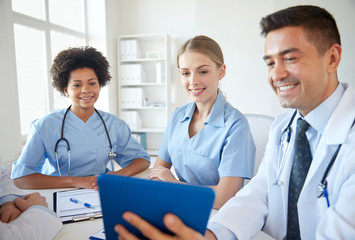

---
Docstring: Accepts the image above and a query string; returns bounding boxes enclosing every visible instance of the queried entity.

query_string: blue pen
[70,197,94,209]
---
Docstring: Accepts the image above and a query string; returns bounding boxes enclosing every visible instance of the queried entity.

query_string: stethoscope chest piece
[109,150,117,159]
[317,181,327,198]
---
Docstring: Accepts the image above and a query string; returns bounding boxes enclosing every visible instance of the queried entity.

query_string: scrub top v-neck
[158,91,255,185]
[12,109,149,178]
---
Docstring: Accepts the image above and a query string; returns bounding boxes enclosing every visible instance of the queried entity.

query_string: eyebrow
[71,78,97,82]
[179,64,210,71]
[263,48,300,61]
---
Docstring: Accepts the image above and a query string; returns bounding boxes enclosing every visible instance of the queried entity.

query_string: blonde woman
[149,35,255,209]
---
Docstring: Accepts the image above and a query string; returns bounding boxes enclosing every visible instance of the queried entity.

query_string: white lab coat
[210,83,355,239]
[0,164,62,240]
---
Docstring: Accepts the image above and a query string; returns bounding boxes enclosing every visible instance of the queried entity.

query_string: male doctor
[114,5,355,240]
[0,157,62,239]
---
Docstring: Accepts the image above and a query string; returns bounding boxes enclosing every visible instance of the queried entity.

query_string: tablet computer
[97,174,215,239]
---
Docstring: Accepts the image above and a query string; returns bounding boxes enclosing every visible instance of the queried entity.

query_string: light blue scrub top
[158,91,255,185]
[11,109,150,178]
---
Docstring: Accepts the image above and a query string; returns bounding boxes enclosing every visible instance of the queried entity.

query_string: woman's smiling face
[178,51,225,106]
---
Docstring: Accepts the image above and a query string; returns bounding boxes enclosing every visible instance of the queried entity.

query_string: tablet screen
[98,174,215,239]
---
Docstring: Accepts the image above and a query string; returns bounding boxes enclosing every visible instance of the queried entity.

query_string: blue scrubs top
[158,91,255,185]
[11,109,150,178]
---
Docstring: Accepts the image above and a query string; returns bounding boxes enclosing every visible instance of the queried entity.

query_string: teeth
[190,89,203,93]
[81,97,92,100]
[279,85,296,91]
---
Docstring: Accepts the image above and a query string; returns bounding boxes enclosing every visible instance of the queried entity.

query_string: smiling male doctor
[113,5,355,240]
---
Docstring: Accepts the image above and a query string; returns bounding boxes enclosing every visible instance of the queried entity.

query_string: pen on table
[70,197,95,209]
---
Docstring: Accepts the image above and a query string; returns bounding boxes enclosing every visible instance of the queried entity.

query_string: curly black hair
[50,46,111,95]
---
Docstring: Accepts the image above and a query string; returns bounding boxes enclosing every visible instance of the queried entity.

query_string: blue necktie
[287,118,312,239]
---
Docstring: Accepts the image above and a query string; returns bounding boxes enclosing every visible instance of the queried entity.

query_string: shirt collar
[179,91,226,128]
[303,83,345,134]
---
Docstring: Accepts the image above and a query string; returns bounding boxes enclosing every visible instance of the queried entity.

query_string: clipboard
[53,188,102,223]
[98,174,215,240]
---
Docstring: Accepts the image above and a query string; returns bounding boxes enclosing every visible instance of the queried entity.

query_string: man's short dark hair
[260,5,341,55]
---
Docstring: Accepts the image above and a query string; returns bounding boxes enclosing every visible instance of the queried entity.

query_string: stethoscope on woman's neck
[273,109,355,207]
[54,105,116,176]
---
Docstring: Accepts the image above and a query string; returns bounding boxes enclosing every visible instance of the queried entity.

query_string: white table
[22,170,150,239]
[23,169,273,240]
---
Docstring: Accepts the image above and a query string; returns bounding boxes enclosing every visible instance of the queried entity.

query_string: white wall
[113,0,355,115]
[1,0,354,166]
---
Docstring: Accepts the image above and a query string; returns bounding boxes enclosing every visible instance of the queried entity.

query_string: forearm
[13,173,91,189]
[205,229,218,240]
[114,158,150,176]
[209,177,243,210]
[153,157,172,168]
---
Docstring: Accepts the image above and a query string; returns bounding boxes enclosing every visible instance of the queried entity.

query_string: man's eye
[266,62,274,68]
[285,57,296,62]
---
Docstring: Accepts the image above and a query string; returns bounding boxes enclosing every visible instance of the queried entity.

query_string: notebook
[97,174,215,239]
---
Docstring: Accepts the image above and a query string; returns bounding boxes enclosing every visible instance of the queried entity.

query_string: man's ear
[327,44,342,74]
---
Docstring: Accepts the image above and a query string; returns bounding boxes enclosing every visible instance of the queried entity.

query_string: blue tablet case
[97,174,215,240]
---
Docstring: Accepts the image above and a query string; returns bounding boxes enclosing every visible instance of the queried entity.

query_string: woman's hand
[148,166,178,183]
[73,176,97,189]
[115,212,206,240]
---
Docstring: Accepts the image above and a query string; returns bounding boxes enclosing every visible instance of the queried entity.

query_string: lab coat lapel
[279,137,294,223]
[303,84,355,189]
[298,84,355,238]
[273,114,295,226]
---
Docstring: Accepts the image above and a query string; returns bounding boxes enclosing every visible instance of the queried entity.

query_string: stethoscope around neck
[272,110,355,207]
[54,105,116,176]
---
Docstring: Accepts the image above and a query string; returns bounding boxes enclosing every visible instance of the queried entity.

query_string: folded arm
[13,173,97,189]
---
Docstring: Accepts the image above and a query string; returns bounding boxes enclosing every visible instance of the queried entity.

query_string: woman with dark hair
[11,46,150,189]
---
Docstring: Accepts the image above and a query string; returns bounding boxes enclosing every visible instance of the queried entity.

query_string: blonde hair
[177,35,224,68]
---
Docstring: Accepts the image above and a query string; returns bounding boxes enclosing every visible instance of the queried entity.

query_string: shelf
[120,58,166,63]
[146,149,159,156]
[121,83,166,87]
[121,106,166,110]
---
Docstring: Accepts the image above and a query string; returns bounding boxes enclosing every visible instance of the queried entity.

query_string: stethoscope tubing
[274,110,355,208]
[54,105,116,176]
[317,118,355,204]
